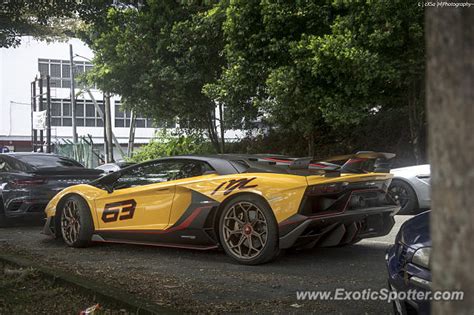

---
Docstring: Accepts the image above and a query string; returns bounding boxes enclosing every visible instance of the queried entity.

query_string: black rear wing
[289,151,396,173]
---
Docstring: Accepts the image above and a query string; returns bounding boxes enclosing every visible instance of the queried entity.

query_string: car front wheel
[60,195,94,247]
[219,195,279,265]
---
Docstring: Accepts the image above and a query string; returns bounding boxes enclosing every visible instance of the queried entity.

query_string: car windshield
[15,155,84,168]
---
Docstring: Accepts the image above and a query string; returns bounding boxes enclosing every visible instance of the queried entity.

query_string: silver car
[389,164,431,214]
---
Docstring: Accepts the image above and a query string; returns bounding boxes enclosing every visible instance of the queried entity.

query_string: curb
[0,252,177,315]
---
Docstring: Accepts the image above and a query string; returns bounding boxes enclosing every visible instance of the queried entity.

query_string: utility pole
[38,76,44,152]
[46,75,51,153]
[87,89,124,161]
[31,81,36,152]
[69,44,78,144]
[104,93,114,162]
[103,99,108,163]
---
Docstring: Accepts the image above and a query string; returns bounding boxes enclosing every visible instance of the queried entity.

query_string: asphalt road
[0,215,413,314]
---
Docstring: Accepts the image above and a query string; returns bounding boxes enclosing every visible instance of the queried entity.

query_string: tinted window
[0,157,11,172]
[179,161,214,178]
[114,160,213,190]
[230,160,250,172]
[0,157,27,172]
[14,155,83,168]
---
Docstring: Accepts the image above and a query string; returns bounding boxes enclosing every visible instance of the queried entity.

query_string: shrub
[130,130,215,163]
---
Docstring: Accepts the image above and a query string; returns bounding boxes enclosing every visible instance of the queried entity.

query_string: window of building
[50,98,104,127]
[38,59,95,89]
[114,101,165,129]
[76,99,105,127]
[51,98,72,126]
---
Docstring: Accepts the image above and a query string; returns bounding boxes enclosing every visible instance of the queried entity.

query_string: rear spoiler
[289,151,396,173]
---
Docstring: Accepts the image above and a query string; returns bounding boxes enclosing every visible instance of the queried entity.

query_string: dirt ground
[0,262,135,315]
[0,216,412,314]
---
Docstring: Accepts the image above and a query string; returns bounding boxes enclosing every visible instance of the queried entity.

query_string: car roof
[0,152,61,157]
[135,154,295,175]
[132,155,239,175]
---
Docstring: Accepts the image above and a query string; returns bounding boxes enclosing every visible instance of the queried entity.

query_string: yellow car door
[94,160,190,231]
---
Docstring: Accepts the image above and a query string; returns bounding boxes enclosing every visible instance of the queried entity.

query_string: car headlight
[412,247,431,269]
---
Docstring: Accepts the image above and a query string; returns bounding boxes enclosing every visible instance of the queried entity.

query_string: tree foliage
[214,0,424,158]
[81,0,228,152]
[130,129,214,163]
[39,0,424,161]
[0,0,111,48]
[1,0,426,162]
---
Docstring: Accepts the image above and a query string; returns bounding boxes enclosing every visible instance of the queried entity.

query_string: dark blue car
[386,211,431,315]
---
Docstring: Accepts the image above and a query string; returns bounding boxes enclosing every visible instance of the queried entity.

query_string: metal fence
[54,135,103,168]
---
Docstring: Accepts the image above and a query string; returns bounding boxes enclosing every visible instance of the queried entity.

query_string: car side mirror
[104,183,114,194]
[96,170,122,193]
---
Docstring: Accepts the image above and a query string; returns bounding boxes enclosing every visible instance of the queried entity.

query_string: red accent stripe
[310,163,330,168]
[346,158,367,164]
[262,157,293,163]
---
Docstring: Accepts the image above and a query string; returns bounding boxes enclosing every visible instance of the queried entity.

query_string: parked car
[0,153,103,227]
[95,161,135,174]
[386,211,431,314]
[389,165,431,214]
[43,152,399,265]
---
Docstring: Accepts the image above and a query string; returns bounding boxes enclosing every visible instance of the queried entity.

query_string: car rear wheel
[60,195,93,247]
[219,195,279,265]
[389,180,418,215]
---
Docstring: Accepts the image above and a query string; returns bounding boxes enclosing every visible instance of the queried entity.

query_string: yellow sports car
[43,152,399,265]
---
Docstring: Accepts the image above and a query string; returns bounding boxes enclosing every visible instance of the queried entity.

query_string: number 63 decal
[102,199,137,223]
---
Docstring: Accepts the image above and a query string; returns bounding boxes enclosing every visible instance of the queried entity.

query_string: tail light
[12,178,47,186]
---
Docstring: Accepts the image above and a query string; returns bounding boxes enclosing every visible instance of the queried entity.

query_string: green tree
[210,1,334,156]
[82,0,228,152]
[320,0,425,162]
[217,0,424,159]
[0,1,111,48]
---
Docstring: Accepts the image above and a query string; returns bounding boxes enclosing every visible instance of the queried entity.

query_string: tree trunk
[104,93,114,163]
[408,81,423,164]
[403,10,425,165]
[127,110,136,158]
[427,4,473,315]
[307,131,315,157]
[206,110,220,153]
[218,102,225,154]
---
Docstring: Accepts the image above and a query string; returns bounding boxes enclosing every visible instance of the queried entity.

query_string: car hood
[399,211,431,247]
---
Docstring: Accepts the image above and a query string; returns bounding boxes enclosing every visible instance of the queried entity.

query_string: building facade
[0,36,164,157]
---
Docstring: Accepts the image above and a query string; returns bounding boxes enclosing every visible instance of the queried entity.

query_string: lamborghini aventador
[43,152,400,265]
